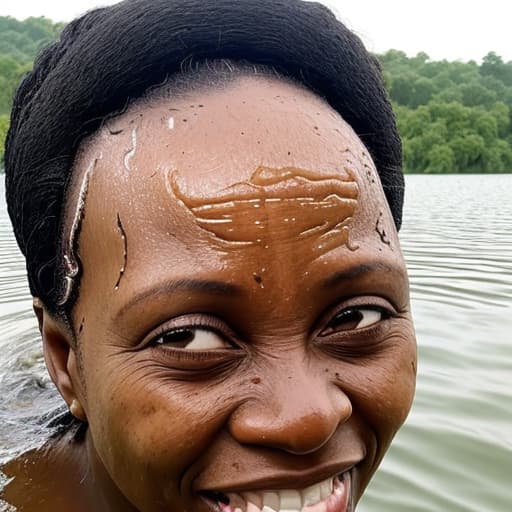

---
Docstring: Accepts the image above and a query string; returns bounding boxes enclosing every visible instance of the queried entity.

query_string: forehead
[72,75,386,223]
[69,76,399,315]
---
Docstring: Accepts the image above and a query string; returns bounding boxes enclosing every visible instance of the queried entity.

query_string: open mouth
[199,471,352,512]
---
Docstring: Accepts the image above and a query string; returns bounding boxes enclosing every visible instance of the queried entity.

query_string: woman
[1,0,417,510]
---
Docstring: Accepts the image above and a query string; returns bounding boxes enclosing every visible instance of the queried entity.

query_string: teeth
[301,481,321,506]
[279,489,302,509]
[262,492,280,510]
[244,492,263,508]
[222,475,338,511]
[319,478,333,501]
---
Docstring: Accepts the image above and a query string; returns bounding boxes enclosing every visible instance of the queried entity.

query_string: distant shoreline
[1,18,511,174]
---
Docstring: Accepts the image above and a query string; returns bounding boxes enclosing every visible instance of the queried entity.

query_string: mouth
[199,470,352,512]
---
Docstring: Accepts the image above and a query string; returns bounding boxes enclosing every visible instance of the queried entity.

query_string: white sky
[1,0,511,62]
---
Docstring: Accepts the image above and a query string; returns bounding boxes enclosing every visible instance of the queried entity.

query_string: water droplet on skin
[124,127,137,171]
[114,213,128,290]
[168,117,175,129]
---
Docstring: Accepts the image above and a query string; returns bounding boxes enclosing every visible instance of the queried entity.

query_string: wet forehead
[72,76,386,216]
[68,77,398,297]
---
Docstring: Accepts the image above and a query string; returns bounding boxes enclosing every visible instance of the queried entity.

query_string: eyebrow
[115,278,243,319]
[321,262,402,289]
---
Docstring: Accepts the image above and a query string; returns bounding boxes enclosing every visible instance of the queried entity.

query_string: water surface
[1,175,511,511]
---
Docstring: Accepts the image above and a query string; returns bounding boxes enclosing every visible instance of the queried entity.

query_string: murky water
[1,175,511,510]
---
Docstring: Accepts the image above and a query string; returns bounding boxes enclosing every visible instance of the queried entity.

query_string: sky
[1,0,511,63]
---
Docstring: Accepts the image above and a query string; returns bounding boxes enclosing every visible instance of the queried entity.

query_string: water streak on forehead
[169,165,360,256]
[58,154,102,306]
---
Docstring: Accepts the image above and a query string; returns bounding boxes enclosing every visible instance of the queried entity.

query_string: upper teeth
[225,475,336,511]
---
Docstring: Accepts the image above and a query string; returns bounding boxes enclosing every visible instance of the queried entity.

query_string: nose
[228,370,352,455]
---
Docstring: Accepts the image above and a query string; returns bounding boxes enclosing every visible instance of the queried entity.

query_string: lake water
[1,174,511,511]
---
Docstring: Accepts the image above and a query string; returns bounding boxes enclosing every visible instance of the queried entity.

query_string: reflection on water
[1,175,511,511]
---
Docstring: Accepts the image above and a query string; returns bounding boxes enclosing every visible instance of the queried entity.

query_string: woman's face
[63,76,416,512]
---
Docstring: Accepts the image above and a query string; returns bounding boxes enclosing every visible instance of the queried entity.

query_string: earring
[70,399,85,420]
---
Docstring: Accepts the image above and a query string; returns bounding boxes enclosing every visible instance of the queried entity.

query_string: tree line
[1,16,511,173]
[383,50,512,173]
[0,16,63,170]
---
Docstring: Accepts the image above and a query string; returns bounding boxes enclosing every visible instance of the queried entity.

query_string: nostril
[277,412,341,455]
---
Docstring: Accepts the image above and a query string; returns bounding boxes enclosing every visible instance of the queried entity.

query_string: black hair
[4,0,403,318]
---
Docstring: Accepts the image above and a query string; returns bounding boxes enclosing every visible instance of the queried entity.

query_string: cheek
[339,332,417,441]
[84,356,233,482]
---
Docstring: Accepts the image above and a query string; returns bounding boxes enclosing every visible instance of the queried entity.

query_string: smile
[200,471,352,512]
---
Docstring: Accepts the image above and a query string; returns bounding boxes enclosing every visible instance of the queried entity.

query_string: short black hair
[4,0,403,318]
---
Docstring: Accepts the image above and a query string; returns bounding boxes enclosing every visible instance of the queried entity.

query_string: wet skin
[2,76,416,511]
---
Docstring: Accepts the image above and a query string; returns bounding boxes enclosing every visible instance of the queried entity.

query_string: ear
[33,298,88,422]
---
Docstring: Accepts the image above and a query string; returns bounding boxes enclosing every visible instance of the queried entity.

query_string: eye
[321,306,390,335]
[153,327,231,350]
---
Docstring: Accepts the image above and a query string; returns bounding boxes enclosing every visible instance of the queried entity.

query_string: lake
[1,174,511,511]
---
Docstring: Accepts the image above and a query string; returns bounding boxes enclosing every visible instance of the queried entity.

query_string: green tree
[410,77,435,108]
[480,52,512,86]
[378,50,512,173]
[0,16,62,115]
[426,144,455,173]
[0,114,9,166]
[460,81,497,108]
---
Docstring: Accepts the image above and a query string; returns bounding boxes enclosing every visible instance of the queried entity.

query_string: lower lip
[201,472,352,512]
